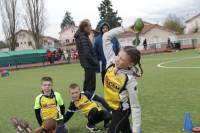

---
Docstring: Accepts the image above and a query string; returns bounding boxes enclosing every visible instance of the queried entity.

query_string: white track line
[157,56,200,69]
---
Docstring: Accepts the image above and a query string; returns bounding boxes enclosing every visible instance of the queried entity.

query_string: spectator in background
[74,19,99,94]
[61,49,64,61]
[167,38,171,48]
[63,49,68,61]
[53,50,57,62]
[143,38,147,51]
[57,48,64,61]
[47,50,53,64]
[66,49,71,64]
[94,20,120,84]
[64,49,71,64]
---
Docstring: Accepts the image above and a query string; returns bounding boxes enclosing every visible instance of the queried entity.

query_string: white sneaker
[86,124,101,132]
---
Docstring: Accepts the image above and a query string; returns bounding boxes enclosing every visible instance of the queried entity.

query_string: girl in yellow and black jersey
[102,26,143,133]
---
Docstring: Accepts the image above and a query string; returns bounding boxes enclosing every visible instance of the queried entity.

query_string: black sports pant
[88,108,111,126]
[56,120,68,133]
[83,68,96,93]
[107,109,132,133]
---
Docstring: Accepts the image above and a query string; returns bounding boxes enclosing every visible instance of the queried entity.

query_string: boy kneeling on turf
[64,83,111,132]
[34,76,68,133]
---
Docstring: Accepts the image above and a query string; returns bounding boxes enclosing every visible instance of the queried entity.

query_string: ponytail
[123,46,143,77]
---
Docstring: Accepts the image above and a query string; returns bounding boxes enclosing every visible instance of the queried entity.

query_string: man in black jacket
[74,19,99,93]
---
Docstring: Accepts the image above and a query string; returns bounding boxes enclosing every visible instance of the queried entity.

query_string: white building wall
[15,31,35,50]
[118,27,176,50]
[144,28,176,44]
[42,37,57,48]
[59,27,78,46]
[185,15,200,34]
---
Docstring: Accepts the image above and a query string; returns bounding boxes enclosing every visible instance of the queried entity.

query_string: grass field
[0,49,200,133]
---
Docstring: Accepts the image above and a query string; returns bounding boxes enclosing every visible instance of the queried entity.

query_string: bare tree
[23,0,46,49]
[164,14,184,34]
[0,0,18,51]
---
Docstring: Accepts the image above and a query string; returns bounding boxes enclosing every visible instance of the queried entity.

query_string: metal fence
[0,53,79,70]
[140,38,200,54]
[0,38,199,70]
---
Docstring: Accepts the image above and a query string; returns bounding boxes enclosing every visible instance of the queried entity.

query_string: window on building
[19,33,26,39]
[24,42,26,44]
[19,34,22,39]
[73,39,75,43]
[21,42,23,44]
[28,41,32,46]
[16,43,19,47]
[44,40,47,43]
[48,42,52,46]
[66,39,69,43]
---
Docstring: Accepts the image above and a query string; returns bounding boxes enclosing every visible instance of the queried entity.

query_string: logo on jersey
[105,75,120,91]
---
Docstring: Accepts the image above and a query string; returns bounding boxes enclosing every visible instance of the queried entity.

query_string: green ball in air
[134,18,144,32]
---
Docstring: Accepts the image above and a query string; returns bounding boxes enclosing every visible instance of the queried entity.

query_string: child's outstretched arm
[126,76,141,133]
[84,91,111,111]
[103,27,135,68]
[55,92,65,117]
[64,102,77,123]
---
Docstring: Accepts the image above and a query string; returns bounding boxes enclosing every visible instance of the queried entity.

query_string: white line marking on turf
[157,56,200,69]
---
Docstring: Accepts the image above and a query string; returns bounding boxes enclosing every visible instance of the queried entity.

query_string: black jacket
[74,30,99,69]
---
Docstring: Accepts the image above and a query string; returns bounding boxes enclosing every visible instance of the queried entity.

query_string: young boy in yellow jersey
[64,83,111,133]
[34,76,67,133]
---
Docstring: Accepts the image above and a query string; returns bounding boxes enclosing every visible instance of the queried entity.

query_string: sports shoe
[86,124,101,132]
[104,121,110,129]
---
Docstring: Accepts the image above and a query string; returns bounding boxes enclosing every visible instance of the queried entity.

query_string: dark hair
[69,83,80,90]
[79,19,90,31]
[42,118,56,132]
[41,76,53,83]
[101,24,110,31]
[123,46,143,77]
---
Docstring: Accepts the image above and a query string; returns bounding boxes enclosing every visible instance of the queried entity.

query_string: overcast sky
[0,0,200,40]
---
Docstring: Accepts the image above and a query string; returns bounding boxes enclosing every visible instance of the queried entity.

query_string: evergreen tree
[61,11,75,30]
[98,0,122,29]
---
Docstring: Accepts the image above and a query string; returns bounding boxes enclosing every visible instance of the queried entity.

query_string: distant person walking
[74,19,99,93]
[143,39,147,50]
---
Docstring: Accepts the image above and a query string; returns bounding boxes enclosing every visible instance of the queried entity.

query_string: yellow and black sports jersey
[74,93,101,116]
[34,91,64,121]
[65,91,111,122]
[39,95,59,120]
[104,66,128,110]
